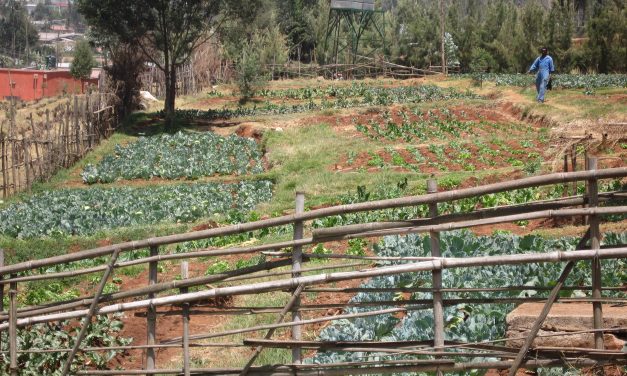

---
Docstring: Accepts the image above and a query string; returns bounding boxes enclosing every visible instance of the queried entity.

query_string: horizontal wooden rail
[2,246,626,330]
[129,296,627,318]
[316,206,627,241]
[0,167,624,276]
[0,261,366,320]
[311,193,620,239]
[3,197,625,287]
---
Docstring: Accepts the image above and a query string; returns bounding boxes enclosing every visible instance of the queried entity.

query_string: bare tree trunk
[163,60,178,131]
[165,65,177,130]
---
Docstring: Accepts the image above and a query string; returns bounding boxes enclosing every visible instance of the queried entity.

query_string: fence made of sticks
[0,164,625,375]
[269,61,441,81]
[140,58,440,100]
[0,93,118,197]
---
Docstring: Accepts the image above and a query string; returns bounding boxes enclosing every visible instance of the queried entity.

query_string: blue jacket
[529,55,555,75]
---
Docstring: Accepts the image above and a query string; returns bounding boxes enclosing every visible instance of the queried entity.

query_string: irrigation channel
[0,161,625,375]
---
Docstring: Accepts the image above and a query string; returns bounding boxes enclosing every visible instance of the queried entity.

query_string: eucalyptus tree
[78,0,259,128]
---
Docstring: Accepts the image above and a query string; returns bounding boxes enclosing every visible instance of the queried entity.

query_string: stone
[506,303,627,350]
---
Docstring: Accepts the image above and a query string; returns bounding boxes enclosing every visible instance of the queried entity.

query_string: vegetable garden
[455,73,627,89]
[81,131,264,183]
[0,180,272,239]
[0,167,625,376]
[344,106,549,174]
[175,84,477,121]
[0,76,625,375]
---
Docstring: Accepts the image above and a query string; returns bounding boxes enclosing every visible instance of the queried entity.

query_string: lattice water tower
[324,0,385,65]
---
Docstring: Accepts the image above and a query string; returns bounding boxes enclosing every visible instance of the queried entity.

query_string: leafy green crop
[170,85,478,122]
[0,181,273,238]
[310,231,626,375]
[82,131,263,183]
[0,314,131,375]
[454,73,627,89]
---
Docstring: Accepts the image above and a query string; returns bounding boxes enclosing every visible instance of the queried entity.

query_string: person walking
[528,47,555,103]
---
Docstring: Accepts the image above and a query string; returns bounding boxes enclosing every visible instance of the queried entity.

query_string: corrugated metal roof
[330,0,375,11]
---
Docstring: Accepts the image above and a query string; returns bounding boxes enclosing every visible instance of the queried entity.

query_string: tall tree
[584,0,626,73]
[0,0,38,62]
[78,0,259,127]
[70,39,95,81]
[278,0,317,62]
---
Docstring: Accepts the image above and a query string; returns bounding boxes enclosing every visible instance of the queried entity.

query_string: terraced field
[1,75,625,375]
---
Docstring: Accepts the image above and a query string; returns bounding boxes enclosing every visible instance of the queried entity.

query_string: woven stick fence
[0,93,118,197]
[0,164,625,375]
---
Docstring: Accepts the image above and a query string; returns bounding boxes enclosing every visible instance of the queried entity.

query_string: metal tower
[324,0,385,66]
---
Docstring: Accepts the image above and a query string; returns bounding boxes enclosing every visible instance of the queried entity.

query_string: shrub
[236,42,268,100]
[70,40,95,81]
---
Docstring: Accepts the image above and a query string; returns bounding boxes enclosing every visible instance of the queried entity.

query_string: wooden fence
[0,93,118,197]
[141,61,234,98]
[0,164,625,375]
[140,58,440,99]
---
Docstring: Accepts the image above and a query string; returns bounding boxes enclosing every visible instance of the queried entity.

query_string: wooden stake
[240,285,305,376]
[587,157,604,351]
[64,102,70,166]
[1,137,6,198]
[563,153,569,197]
[9,276,17,376]
[571,145,577,196]
[61,248,121,375]
[291,192,305,364]
[29,114,42,179]
[146,246,158,373]
[10,134,17,194]
[23,138,31,191]
[45,109,51,178]
[428,179,444,376]
[507,230,591,376]
[181,262,190,376]
[74,96,80,158]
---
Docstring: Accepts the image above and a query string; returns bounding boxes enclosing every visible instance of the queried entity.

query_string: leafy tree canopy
[70,39,95,80]
[78,0,261,127]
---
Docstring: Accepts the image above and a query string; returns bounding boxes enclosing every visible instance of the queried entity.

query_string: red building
[0,69,99,102]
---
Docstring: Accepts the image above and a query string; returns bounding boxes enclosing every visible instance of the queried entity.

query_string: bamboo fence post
[86,95,92,150]
[7,102,14,195]
[81,97,87,152]
[29,114,42,179]
[1,136,6,198]
[23,138,31,191]
[9,275,17,376]
[65,102,71,166]
[11,132,18,193]
[507,230,591,376]
[45,109,51,178]
[74,96,81,158]
[571,145,577,196]
[146,246,159,373]
[291,192,305,364]
[563,153,568,197]
[55,108,62,167]
[584,155,589,225]
[240,284,305,376]
[180,262,190,376]
[428,179,444,376]
[587,157,604,351]
[61,248,121,376]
